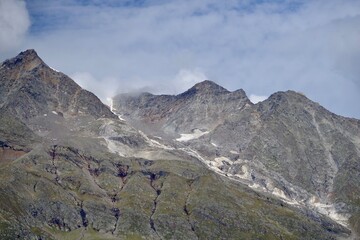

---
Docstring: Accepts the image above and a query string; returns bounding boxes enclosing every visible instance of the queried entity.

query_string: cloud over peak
[2,0,360,118]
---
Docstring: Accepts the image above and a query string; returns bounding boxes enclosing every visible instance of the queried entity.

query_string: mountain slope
[0,50,356,239]
[114,81,360,236]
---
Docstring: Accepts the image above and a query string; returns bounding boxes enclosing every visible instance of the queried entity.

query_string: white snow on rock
[176,129,209,142]
[52,111,58,115]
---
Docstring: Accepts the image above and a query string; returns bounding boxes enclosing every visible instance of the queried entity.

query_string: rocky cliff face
[0,50,358,239]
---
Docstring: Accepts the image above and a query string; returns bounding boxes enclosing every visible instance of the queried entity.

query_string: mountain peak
[193,80,228,91]
[267,90,312,105]
[2,49,44,71]
[19,49,38,57]
[0,49,116,120]
[180,80,230,97]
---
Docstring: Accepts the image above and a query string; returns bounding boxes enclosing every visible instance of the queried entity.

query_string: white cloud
[0,0,30,52]
[249,94,268,104]
[70,72,97,90]
[70,72,116,104]
[172,68,208,93]
[5,0,360,118]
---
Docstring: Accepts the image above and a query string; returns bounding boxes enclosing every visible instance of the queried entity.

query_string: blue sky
[1,0,360,118]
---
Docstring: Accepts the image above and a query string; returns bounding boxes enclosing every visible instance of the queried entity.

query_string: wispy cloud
[2,0,360,118]
[249,94,268,104]
[0,0,30,53]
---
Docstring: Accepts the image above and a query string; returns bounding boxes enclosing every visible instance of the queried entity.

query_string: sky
[0,0,359,118]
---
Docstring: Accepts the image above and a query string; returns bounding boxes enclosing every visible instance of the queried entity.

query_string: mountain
[114,80,251,138]
[0,50,358,239]
[0,49,115,121]
[114,80,360,236]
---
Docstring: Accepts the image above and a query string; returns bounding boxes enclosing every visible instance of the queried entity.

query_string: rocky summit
[0,50,359,240]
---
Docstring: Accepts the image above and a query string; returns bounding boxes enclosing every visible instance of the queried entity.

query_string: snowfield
[176,129,209,142]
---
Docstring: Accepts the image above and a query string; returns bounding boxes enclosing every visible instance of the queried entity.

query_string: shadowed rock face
[0,50,358,239]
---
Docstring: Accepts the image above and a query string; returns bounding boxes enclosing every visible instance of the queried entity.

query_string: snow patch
[211,142,217,147]
[230,150,239,154]
[176,129,209,142]
[52,111,58,115]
